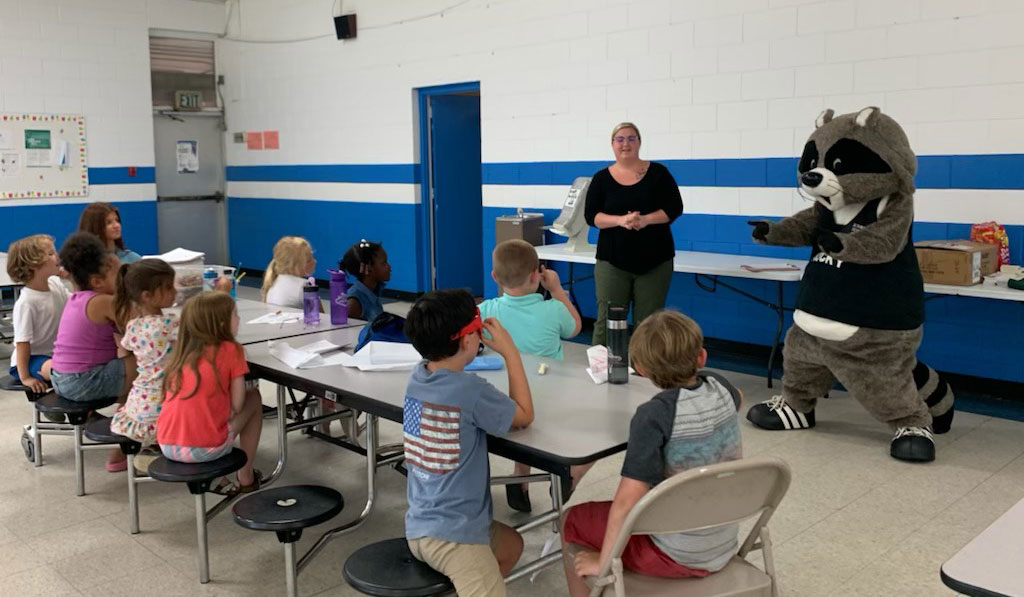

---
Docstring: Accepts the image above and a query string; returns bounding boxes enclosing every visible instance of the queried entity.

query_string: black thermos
[607,304,629,384]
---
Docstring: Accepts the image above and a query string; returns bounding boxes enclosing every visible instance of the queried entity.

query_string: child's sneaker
[746,395,815,430]
[890,426,935,462]
[133,448,160,475]
[105,458,128,473]
[506,484,531,513]
[42,412,66,424]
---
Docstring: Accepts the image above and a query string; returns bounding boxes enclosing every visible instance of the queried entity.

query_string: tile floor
[1,304,1019,595]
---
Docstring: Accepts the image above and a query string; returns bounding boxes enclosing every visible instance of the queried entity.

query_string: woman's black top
[584,161,684,275]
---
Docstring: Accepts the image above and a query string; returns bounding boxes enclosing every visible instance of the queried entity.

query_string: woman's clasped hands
[618,211,648,230]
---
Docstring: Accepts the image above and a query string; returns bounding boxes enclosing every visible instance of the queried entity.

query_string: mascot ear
[815,109,834,129]
[855,106,880,127]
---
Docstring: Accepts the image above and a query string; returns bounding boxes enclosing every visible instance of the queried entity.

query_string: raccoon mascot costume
[746,107,954,462]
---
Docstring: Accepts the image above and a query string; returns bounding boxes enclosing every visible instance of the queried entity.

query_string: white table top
[941,496,1024,596]
[535,243,805,282]
[536,243,1024,300]
[234,297,365,345]
[925,281,1024,302]
[0,253,16,288]
[244,327,659,466]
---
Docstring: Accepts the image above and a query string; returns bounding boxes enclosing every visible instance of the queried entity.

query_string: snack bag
[970,221,1010,266]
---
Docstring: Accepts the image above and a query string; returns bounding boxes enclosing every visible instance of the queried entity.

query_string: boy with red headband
[402,289,535,597]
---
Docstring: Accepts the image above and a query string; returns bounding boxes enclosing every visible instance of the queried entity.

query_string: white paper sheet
[298,339,343,354]
[144,247,206,264]
[247,311,303,325]
[55,140,68,168]
[366,341,422,365]
[268,342,322,369]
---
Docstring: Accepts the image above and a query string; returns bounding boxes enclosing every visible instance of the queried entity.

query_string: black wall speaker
[334,14,357,39]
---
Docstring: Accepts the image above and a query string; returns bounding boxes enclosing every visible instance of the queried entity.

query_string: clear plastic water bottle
[303,277,320,325]
[202,267,218,292]
[607,304,629,384]
[328,269,348,324]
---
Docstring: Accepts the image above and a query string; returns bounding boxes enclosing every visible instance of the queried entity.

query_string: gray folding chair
[571,455,791,597]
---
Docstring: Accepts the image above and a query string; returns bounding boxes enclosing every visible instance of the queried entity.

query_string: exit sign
[174,90,202,111]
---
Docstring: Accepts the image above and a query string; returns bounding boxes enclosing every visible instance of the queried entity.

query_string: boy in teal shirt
[478,239,581,360]
[479,239,583,512]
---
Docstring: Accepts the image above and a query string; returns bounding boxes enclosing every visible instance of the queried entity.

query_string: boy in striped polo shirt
[562,310,744,595]
[402,289,535,597]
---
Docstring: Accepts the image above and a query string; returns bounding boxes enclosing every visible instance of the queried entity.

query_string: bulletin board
[0,113,88,199]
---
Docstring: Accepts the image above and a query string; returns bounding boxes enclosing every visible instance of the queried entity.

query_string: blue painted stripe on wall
[226,164,420,184]
[0,200,158,255]
[484,154,1024,189]
[87,167,155,184]
[223,154,1024,190]
[226,197,422,292]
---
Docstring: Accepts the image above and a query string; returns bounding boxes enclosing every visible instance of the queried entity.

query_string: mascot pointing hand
[746,107,954,463]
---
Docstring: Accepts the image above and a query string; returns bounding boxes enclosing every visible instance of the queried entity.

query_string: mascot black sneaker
[890,426,935,462]
[746,395,815,430]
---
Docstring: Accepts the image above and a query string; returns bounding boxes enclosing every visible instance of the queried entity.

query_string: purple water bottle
[328,269,348,324]
[303,277,320,325]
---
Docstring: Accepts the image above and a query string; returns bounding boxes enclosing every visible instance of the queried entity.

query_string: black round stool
[84,416,147,534]
[148,448,247,584]
[34,393,117,495]
[0,374,27,392]
[233,484,344,597]
[343,537,454,597]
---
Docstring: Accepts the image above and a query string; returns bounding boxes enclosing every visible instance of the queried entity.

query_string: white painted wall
[217,0,1024,224]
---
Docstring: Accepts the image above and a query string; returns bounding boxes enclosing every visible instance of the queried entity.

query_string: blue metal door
[429,94,482,295]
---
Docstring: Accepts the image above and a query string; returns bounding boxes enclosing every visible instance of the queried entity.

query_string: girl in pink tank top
[50,232,139,472]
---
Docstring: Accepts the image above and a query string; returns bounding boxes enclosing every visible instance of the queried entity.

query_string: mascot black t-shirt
[796,199,924,330]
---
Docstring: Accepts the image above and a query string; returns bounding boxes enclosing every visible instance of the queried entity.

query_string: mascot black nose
[801,171,823,187]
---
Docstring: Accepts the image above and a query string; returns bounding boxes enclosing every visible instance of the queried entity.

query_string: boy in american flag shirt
[402,289,535,597]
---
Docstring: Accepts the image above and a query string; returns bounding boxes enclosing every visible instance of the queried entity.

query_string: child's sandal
[210,476,240,497]
[237,469,265,495]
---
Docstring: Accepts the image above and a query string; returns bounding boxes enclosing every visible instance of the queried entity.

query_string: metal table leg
[296,412,379,573]
[264,384,289,486]
[694,274,791,388]
[765,281,784,389]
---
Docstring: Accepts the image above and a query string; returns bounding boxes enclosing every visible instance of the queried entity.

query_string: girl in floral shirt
[110,259,180,445]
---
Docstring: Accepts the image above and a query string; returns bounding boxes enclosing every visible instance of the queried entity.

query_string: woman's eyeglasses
[613,135,638,143]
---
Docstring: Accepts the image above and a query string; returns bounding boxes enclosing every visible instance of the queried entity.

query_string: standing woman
[584,123,683,346]
[79,202,141,264]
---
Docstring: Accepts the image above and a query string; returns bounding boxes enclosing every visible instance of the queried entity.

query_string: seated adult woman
[78,202,141,264]
[584,122,684,345]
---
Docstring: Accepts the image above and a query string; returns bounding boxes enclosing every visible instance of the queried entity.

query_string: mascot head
[798,106,916,212]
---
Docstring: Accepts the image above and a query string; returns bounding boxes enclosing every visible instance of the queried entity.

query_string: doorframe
[415,81,481,291]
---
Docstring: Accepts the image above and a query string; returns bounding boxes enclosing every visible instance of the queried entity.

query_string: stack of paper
[268,339,349,369]
[247,311,303,325]
[337,341,422,371]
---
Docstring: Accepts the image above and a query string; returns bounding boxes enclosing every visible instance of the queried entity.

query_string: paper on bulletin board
[0,129,13,150]
[246,132,263,150]
[176,140,198,173]
[263,130,279,150]
[1,152,20,177]
[25,129,51,168]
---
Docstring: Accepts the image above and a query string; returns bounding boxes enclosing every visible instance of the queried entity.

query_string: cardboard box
[495,212,545,246]
[914,239,999,285]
